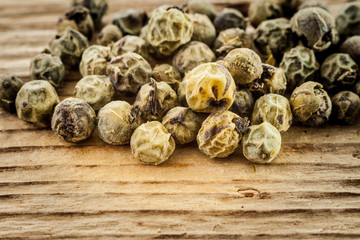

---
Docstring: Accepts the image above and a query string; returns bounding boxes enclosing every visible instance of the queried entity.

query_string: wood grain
[0,0,359,239]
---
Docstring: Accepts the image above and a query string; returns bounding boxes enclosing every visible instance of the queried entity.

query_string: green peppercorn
[336,2,360,37]
[185,0,217,20]
[298,0,329,11]
[340,36,360,65]
[189,13,216,46]
[73,0,108,30]
[79,45,112,77]
[97,24,123,46]
[0,74,24,112]
[113,9,147,36]
[229,89,254,118]
[152,64,182,91]
[331,91,360,124]
[248,0,283,28]
[111,35,148,59]
[213,8,247,33]
[177,80,188,107]
[355,82,360,96]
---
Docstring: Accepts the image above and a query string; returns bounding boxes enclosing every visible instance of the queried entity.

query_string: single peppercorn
[290,81,332,127]
[185,0,217,20]
[291,7,338,52]
[184,62,236,113]
[222,48,263,85]
[0,74,24,112]
[280,46,319,90]
[15,80,59,127]
[336,2,360,37]
[242,121,281,164]
[79,45,112,77]
[229,89,254,118]
[189,13,216,46]
[73,0,108,30]
[97,101,142,145]
[177,80,188,107]
[173,41,215,75]
[146,6,194,56]
[251,94,292,132]
[130,121,176,165]
[152,64,182,91]
[133,79,178,121]
[106,52,152,94]
[331,91,360,125]
[97,24,123,46]
[213,8,247,33]
[111,35,148,59]
[50,27,89,69]
[340,36,360,65]
[51,97,96,143]
[248,0,283,28]
[355,82,360,96]
[197,110,249,158]
[213,28,253,58]
[162,106,201,144]
[113,9,148,36]
[298,0,329,11]
[74,75,115,111]
[57,6,94,41]
[30,53,65,89]
[320,53,358,91]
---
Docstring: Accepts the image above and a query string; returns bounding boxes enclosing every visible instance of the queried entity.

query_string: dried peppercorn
[185,0,217,20]
[79,45,112,77]
[331,91,360,124]
[229,89,254,118]
[97,101,142,145]
[162,106,201,144]
[173,41,215,75]
[113,9,147,36]
[51,97,96,143]
[73,0,108,30]
[106,52,152,94]
[184,62,236,113]
[251,94,292,132]
[57,6,94,41]
[0,74,24,112]
[320,53,358,91]
[177,81,188,107]
[248,0,283,28]
[298,0,329,11]
[97,24,123,46]
[74,75,115,111]
[130,121,176,165]
[340,36,360,65]
[197,110,249,158]
[111,35,148,59]
[290,81,332,127]
[213,8,247,33]
[15,80,59,127]
[242,121,281,164]
[355,82,360,96]
[336,2,360,37]
[50,27,89,69]
[133,79,178,121]
[189,13,216,46]
[152,64,182,91]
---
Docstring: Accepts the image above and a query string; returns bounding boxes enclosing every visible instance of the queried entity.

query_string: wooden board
[0,0,360,239]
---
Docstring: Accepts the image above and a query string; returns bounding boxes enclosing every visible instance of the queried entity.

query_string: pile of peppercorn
[0,0,359,165]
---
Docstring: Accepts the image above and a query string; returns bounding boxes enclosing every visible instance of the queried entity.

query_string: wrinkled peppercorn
[336,2,360,37]
[185,0,217,20]
[331,91,360,124]
[152,64,182,91]
[97,24,123,46]
[213,8,247,33]
[79,45,112,77]
[113,9,147,35]
[73,0,108,30]
[340,36,360,65]
[248,0,283,28]
[111,35,148,59]
[0,74,24,112]
[229,89,254,118]
[189,13,216,46]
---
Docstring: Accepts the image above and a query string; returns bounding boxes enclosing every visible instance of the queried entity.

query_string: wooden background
[0,0,360,239]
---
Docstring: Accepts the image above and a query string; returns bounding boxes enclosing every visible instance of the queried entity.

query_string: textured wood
[0,0,359,239]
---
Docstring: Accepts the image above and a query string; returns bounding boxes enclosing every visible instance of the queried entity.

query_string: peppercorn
[197,110,249,158]
[185,0,217,20]
[50,27,89,69]
[291,7,338,52]
[213,8,247,33]
[213,28,253,58]
[79,45,112,77]
[222,48,263,85]
[173,41,215,75]
[97,24,123,46]
[229,89,254,118]
[298,0,329,11]
[290,81,332,127]
[152,64,182,91]
[340,36,360,65]
[162,106,201,144]
[249,64,287,97]
[189,13,216,46]
[130,121,176,165]
[242,121,281,164]
[146,6,193,56]
[336,2,360,37]
[320,53,358,91]
[251,94,292,132]
[133,79,178,121]
[280,46,319,90]
[355,82,360,96]
[331,91,360,124]
[111,35,148,59]
[106,52,152,94]
[97,101,142,145]
[73,0,108,30]
[177,81,188,107]
[113,9,147,36]
[0,74,24,112]
[253,18,296,61]
[57,6,94,41]
[30,53,65,88]
[51,97,96,143]
[15,80,59,127]
[184,62,236,113]
[74,75,115,111]
[248,0,283,28]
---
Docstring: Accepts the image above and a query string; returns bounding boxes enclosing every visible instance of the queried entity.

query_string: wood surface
[0,0,360,239]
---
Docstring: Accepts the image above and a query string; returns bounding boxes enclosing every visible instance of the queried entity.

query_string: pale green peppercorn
[340,36,360,66]
[185,0,217,20]
[298,0,329,11]
[79,45,112,77]
[111,35,148,59]
[248,0,283,28]
[331,91,360,124]
[152,64,182,91]
[97,24,123,46]
[229,89,254,118]
[113,9,147,35]
[189,13,216,46]
[73,0,108,30]
[336,2,360,37]
[0,74,24,112]
[213,8,247,33]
